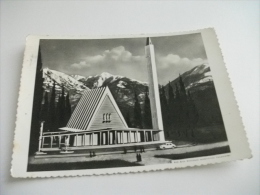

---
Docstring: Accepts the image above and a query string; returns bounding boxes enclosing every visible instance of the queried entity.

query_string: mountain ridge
[42,68,148,111]
[42,64,220,127]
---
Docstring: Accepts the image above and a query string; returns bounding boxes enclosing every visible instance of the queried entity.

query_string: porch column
[144,131,146,142]
[122,131,124,144]
[68,135,70,146]
[50,136,53,148]
[42,137,45,148]
[106,131,110,145]
[58,136,61,147]
[135,131,137,142]
[129,131,131,143]
[76,134,78,146]
[37,121,44,152]
[151,131,153,141]
[115,131,117,144]
[81,134,83,146]
[99,132,102,145]
[91,133,94,146]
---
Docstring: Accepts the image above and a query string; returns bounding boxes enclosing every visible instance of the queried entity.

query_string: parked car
[159,142,176,149]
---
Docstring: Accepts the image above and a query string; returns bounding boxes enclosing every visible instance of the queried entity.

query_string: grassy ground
[27,141,230,172]
[154,146,230,160]
[27,159,141,172]
[167,125,229,144]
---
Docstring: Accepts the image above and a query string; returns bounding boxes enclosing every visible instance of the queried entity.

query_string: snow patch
[190,64,209,75]
[130,78,148,85]
[70,74,85,81]
[204,71,211,77]
[197,77,213,84]
[117,81,127,88]
[43,68,89,92]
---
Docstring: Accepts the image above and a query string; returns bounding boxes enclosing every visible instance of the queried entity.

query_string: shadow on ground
[154,146,230,160]
[27,159,142,172]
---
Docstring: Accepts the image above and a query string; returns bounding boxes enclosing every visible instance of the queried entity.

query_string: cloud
[70,46,144,69]
[158,54,205,70]
[68,46,207,85]
[71,61,91,69]
[158,54,181,68]
[68,46,147,81]
[156,54,207,85]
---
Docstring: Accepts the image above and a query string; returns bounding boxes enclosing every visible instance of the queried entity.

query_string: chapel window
[103,113,111,123]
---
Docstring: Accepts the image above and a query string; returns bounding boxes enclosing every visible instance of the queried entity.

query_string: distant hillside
[75,72,149,118]
[164,64,224,127]
[42,68,148,118]
[43,64,224,128]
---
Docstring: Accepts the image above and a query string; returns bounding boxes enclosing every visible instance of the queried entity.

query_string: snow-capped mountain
[42,68,148,112]
[75,72,147,89]
[184,64,213,90]
[43,68,89,93]
[76,72,148,109]
[70,74,86,81]
[42,68,90,108]
[166,64,213,93]
[41,65,221,128]
[91,72,124,88]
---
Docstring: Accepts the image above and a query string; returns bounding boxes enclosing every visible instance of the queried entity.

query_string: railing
[36,122,160,154]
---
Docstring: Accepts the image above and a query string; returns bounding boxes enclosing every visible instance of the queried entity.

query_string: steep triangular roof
[62,87,128,131]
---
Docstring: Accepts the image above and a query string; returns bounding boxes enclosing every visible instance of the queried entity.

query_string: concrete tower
[145,37,165,141]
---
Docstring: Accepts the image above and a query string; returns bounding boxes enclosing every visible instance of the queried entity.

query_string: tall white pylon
[145,37,165,141]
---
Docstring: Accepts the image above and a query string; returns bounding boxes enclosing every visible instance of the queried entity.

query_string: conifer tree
[173,84,181,136]
[179,74,187,99]
[166,74,200,140]
[179,75,189,136]
[168,81,174,105]
[143,87,152,129]
[59,86,66,127]
[187,91,199,137]
[134,92,143,128]
[56,94,61,128]
[175,84,180,100]
[167,82,175,133]
[29,46,44,154]
[160,85,169,137]
[40,92,49,131]
[49,82,57,132]
[65,92,72,124]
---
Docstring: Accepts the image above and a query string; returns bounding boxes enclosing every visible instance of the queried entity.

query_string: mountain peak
[70,74,85,81]
[100,72,113,79]
[42,68,89,92]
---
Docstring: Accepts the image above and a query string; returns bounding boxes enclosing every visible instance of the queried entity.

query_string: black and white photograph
[25,32,231,172]
[11,29,251,177]
[2,2,258,194]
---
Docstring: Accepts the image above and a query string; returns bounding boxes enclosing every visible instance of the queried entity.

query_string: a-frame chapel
[59,86,161,147]
[36,37,167,155]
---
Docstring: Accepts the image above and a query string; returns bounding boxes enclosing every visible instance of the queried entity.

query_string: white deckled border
[11,28,252,178]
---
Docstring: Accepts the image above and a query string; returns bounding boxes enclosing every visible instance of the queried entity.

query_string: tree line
[40,83,72,132]
[29,47,72,154]
[29,47,198,155]
[160,75,199,139]
[124,75,199,140]
[125,87,153,129]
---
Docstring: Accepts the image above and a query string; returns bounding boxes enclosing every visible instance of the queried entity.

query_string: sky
[40,33,208,85]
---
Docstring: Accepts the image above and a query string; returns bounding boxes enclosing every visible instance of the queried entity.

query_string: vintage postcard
[11,28,251,178]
